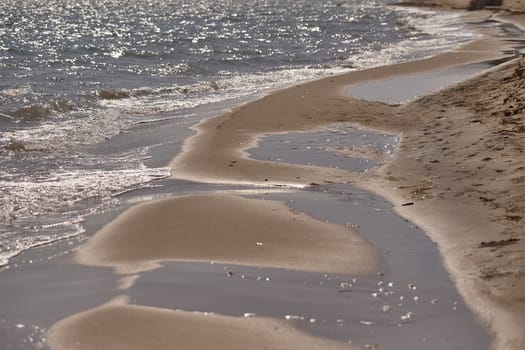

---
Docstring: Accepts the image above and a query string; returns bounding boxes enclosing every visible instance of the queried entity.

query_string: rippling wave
[7,100,78,121]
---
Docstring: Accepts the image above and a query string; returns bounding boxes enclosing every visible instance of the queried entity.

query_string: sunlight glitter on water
[0,0,478,266]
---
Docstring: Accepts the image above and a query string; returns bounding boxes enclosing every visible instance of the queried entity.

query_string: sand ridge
[76,194,382,275]
[47,299,358,350]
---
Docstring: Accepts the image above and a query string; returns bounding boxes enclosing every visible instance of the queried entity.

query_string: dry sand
[366,56,525,350]
[47,299,357,350]
[47,10,525,350]
[76,194,381,275]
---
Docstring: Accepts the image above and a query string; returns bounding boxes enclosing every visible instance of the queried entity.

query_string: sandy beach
[170,35,508,186]
[367,56,525,349]
[41,6,525,350]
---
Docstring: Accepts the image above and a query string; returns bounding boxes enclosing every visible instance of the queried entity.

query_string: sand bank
[76,194,381,275]
[47,299,357,350]
[170,34,508,186]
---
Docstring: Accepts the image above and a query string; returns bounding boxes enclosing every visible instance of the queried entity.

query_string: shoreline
[48,185,492,349]
[167,9,524,349]
[361,54,525,349]
[42,7,525,350]
[169,33,510,186]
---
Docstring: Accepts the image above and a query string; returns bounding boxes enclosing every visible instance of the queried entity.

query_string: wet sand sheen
[76,194,382,275]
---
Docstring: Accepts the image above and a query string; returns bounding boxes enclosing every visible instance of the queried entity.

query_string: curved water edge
[0,1,481,268]
[0,177,490,350]
[123,183,489,349]
[0,2,507,349]
[0,94,493,349]
[247,124,399,173]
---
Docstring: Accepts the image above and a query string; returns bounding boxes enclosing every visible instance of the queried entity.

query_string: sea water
[0,0,477,266]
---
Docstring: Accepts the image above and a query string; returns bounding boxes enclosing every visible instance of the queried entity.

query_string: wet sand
[76,194,381,275]
[169,34,508,186]
[121,186,490,349]
[48,298,356,350]
[166,12,523,350]
[41,9,525,350]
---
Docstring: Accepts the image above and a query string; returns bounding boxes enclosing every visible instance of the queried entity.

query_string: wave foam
[348,7,478,68]
[0,151,170,267]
